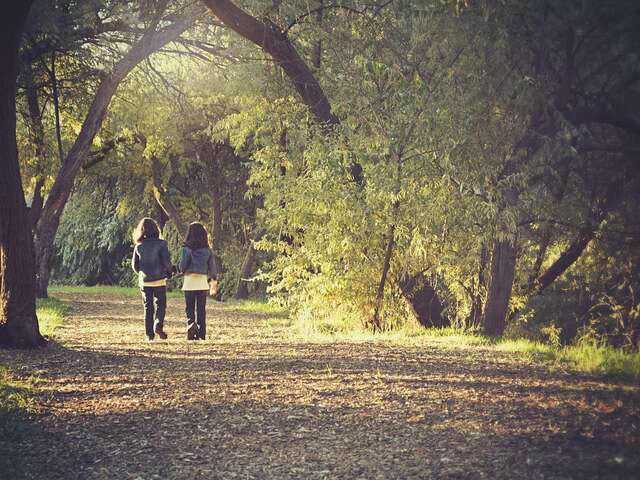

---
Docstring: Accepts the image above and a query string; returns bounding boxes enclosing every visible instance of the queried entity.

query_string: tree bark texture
[33,15,194,297]
[0,1,46,348]
[468,243,488,328]
[481,237,517,336]
[235,241,257,299]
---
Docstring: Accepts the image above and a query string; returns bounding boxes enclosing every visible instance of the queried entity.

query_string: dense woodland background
[2,0,639,349]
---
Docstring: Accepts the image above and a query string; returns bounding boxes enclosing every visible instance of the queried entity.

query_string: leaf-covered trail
[1,292,638,479]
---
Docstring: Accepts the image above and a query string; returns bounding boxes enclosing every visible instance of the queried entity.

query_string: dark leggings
[141,286,167,338]
[185,290,207,339]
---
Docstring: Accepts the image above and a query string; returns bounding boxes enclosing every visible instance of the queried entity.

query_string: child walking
[131,218,173,341]
[179,222,219,340]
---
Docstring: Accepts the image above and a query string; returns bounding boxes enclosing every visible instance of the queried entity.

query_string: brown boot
[154,326,168,340]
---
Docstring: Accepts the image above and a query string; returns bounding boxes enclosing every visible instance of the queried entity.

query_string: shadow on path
[0,292,638,479]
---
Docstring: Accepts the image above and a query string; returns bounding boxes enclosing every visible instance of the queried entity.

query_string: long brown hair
[184,222,209,250]
[133,217,160,244]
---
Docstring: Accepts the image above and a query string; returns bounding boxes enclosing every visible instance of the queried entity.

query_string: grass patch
[295,315,640,384]
[49,284,182,298]
[36,297,69,339]
[265,317,294,328]
[221,298,288,316]
[557,341,640,383]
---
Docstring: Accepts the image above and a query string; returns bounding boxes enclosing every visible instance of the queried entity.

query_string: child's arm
[131,245,140,273]
[178,247,190,273]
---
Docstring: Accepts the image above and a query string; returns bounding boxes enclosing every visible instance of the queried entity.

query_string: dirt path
[1,292,638,479]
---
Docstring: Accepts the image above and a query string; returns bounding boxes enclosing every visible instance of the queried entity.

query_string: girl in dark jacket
[179,222,219,340]
[131,218,173,341]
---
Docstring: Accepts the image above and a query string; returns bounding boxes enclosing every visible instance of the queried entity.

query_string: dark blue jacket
[179,246,218,280]
[131,238,173,282]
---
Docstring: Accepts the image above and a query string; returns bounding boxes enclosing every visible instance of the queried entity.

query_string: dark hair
[133,217,160,244]
[184,222,209,250]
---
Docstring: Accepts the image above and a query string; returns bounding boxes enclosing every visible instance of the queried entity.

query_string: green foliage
[53,174,144,287]
[218,4,516,331]
[16,0,640,357]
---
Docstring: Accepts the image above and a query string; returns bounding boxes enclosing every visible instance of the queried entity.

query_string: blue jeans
[185,290,207,339]
[141,286,166,338]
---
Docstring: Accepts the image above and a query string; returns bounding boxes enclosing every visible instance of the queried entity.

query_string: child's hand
[209,280,219,297]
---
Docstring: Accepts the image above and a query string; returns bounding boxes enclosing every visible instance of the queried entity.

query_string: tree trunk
[201,0,336,125]
[526,226,552,291]
[235,241,257,299]
[0,1,46,348]
[481,237,517,336]
[49,52,65,164]
[199,0,363,184]
[532,231,595,295]
[29,178,45,229]
[530,178,627,296]
[155,197,170,233]
[205,143,223,252]
[370,224,395,331]
[370,151,403,330]
[35,244,53,299]
[468,243,488,328]
[24,64,47,227]
[399,272,449,328]
[33,16,194,297]
[151,155,189,237]
[208,145,224,293]
[524,167,569,293]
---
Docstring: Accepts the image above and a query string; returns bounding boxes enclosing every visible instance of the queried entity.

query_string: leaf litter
[0,291,638,479]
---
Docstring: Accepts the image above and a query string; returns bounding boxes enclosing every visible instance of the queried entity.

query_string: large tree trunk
[235,241,257,299]
[33,15,194,297]
[0,1,46,348]
[481,237,517,336]
[399,272,449,328]
[468,243,488,328]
